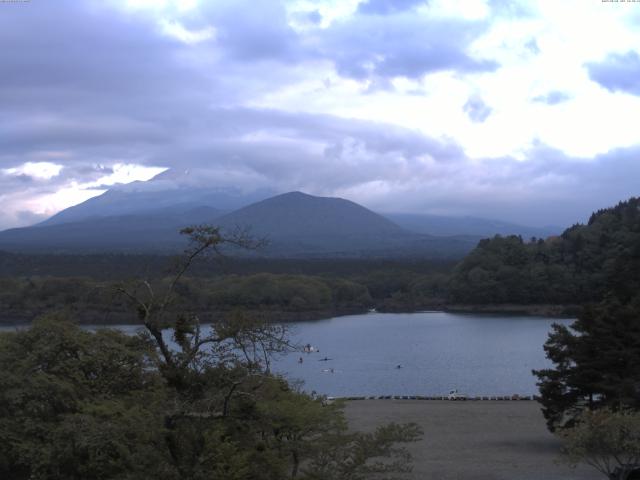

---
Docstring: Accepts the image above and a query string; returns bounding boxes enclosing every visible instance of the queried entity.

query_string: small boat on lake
[303,343,318,353]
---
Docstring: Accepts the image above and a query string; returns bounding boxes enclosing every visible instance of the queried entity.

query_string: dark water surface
[0,312,571,397]
[275,312,570,397]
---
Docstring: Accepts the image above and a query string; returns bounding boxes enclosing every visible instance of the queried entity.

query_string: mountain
[385,213,560,239]
[215,191,407,255]
[209,192,479,257]
[219,191,402,236]
[0,206,222,252]
[41,185,271,227]
[0,191,477,258]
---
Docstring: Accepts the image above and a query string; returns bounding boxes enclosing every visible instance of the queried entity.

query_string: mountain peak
[274,191,333,199]
[274,191,314,199]
[216,191,404,242]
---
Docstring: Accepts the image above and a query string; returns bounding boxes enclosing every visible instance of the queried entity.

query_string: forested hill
[448,197,640,305]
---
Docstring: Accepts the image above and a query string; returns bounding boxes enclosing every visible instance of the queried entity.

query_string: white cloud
[160,19,215,44]
[0,163,167,229]
[3,162,64,180]
[427,0,490,20]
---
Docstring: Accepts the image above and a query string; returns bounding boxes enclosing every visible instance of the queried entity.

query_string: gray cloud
[586,50,640,95]
[532,90,570,105]
[291,9,323,26]
[193,0,498,81]
[199,1,302,63]
[463,96,492,122]
[14,210,49,225]
[357,0,427,15]
[361,144,640,227]
[321,14,498,81]
[488,0,537,19]
[0,0,637,231]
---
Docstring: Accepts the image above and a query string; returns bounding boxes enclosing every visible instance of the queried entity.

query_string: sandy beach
[344,400,601,480]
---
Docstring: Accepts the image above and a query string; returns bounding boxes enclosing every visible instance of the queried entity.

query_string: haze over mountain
[41,171,274,226]
[0,207,223,252]
[0,190,480,258]
[386,213,560,239]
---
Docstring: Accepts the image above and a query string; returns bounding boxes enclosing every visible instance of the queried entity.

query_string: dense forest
[530,199,640,444]
[449,197,640,306]
[0,270,449,325]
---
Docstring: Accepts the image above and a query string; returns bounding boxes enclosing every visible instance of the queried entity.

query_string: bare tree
[116,225,290,408]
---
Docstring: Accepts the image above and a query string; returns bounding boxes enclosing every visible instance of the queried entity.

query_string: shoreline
[0,303,578,326]
[329,394,537,401]
[443,303,580,318]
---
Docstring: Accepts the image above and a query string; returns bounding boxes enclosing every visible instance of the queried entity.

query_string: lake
[275,311,569,397]
[0,311,571,397]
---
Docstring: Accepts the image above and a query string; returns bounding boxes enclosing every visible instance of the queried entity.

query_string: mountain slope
[0,191,478,258]
[386,213,560,238]
[0,207,222,252]
[41,186,270,226]
[215,192,477,257]
[215,191,407,255]
[218,191,402,236]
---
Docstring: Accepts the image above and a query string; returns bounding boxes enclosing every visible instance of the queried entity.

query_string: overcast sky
[1,0,639,229]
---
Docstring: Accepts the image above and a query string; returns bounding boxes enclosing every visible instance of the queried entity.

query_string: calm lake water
[276,312,571,397]
[0,312,571,397]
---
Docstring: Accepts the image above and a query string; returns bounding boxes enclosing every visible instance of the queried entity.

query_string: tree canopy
[528,199,640,432]
[0,225,422,479]
[449,197,640,306]
[559,409,640,480]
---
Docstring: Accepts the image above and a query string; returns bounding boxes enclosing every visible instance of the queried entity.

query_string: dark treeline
[0,251,454,279]
[0,270,450,325]
[449,197,640,306]
[530,199,640,441]
[0,253,455,324]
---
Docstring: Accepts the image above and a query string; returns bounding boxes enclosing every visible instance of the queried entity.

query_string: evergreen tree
[534,295,640,431]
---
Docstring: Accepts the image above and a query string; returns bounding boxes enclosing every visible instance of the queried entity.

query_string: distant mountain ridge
[386,213,560,239]
[0,191,478,258]
[0,207,223,252]
[0,175,562,258]
[40,185,272,227]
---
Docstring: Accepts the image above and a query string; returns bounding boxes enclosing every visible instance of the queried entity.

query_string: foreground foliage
[530,199,640,479]
[560,409,640,480]
[0,226,422,479]
[534,295,640,431]
[0,316,422,480]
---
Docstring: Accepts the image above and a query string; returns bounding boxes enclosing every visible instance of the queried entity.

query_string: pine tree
[534,295,640,431]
